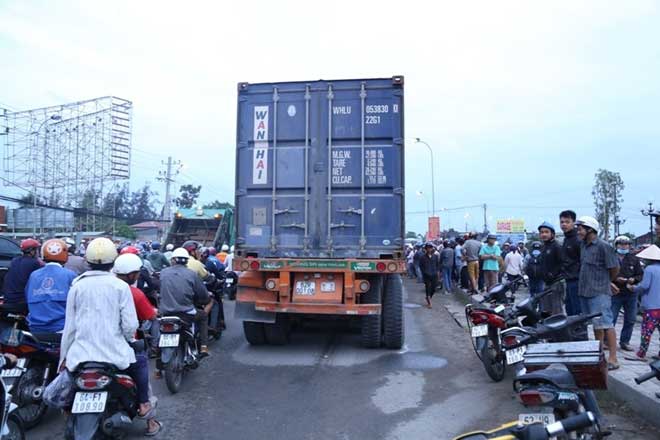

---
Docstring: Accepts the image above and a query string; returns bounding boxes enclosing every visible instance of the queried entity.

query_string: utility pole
[642,202,656,236]
[483,203,488,233]
[157,156,182,225]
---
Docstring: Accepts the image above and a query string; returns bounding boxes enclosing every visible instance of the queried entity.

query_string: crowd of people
[405,210,660,371]
[0,235,237,436]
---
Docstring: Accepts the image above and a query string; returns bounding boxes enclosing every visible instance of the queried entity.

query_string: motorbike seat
[77,361,117,372]
[516,366,577,389]
[161,316,191,328]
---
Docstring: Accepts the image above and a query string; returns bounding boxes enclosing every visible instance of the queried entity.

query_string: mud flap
[72,413,102,440]
[234,301,276,323]
[475,336,488,352]
[160,347,176,364]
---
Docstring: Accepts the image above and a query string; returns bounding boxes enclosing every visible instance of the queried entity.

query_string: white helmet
[576,216,599,233]
[165,243,174,251]
[221,244,229,252]
[615,235,631,245]
[171,248,190,260]
[85,237,118,265]
[113,253,143,275]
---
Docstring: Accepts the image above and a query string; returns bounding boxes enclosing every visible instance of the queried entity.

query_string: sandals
[624,355,647,363]
[607,361,620,371]
[145,420,163,437]
[137,400,158,420]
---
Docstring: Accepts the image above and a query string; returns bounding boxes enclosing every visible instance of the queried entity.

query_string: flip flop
[607,362,620,371]
[624,355,647,362]
[145,420,163,437]
[137,400,158,420]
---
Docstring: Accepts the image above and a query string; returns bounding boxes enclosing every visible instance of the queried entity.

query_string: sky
[0,0,658,237]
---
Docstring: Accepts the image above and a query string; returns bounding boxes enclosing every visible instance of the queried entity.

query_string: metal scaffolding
[1,96,132,208]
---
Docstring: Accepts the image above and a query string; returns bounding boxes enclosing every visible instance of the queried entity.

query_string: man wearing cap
[463,233,482,294]
[479,234,501,292]
[538,221,565,316]
[419,243,440,308]
[611,236,643,351]
[576,216,620,370]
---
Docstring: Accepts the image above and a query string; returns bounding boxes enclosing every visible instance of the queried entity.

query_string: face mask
[531,250,541,257]
[617,249,629,255]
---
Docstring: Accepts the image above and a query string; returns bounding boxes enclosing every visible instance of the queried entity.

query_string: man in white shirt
[504,246,524,280]
[60,237,138,372]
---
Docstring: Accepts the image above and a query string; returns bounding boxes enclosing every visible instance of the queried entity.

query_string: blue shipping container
[234,76,405,259]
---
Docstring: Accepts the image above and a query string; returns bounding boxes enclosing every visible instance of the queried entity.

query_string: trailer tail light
[387,262,398,272]
[240,260,250,271]
[518,389,556,406]
[76,371,111,390]
[358,280,370,292]
[250,260,260,270]
[265,279,277,291]
[376,262,386,272]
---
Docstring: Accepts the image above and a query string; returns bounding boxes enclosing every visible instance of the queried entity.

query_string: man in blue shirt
[25,239,76,336]
[479,234,501,292]
[2,239,43,314]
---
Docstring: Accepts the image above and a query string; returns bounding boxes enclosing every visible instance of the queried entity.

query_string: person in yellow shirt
[182,241,209,279]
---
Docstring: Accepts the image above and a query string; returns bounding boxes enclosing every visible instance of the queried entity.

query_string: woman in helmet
[59,238,139,376]
[25,239,76,338]
[2,238,43,314]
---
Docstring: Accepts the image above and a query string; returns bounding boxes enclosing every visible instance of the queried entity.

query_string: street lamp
[414,138,435,216]
[32,114,62,236]
[416,190,430,217]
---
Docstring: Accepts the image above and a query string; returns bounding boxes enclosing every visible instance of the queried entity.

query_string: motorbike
[466,284,552,382]
[158,315,204,394]
[634,359,660,385]
[453,411,597,440]
[223,271,238,301]
[65,340,145,440]
[0,322,60,429]
[0,355,26,440]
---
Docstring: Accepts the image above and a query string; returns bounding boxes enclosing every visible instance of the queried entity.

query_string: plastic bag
[43,369,75,409]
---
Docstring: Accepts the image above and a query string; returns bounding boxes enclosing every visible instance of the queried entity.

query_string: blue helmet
[538,221,555,234]
[151,242,161,250]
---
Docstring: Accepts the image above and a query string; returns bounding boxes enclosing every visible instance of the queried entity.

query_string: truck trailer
[233,76,405,349]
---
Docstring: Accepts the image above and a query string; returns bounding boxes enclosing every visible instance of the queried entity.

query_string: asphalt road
[30,279,659,439]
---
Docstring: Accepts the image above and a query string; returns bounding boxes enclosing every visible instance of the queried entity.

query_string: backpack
[525,254,543,280]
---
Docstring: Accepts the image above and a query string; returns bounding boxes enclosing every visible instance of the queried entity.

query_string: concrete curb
[451,286,660,430]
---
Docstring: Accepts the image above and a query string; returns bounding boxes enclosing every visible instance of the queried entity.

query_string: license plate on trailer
[159,333,180,347]
[295,281,315,295]
[471,324,489,338]
[72,391,108,414]
[518,413,555,425]
[506,346,526,365]
[320,282,336,292]
[0,358,25,378]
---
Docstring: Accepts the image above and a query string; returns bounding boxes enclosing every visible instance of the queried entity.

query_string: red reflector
[76,371,111,390]
[376,262,386,272]
[116,374,135,389]
[161,323,175,332]
[250,261,260,270]
[518,390,555,406]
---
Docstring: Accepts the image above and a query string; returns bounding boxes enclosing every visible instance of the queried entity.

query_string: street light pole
[415,138,435,217]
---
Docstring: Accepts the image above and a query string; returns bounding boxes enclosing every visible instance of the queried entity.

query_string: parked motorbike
[158,315,204,394]
[453,411,597,440]
[634,359,660,385]
[466,286,552,381]
[0,324,60,429]
[0,355,26,440]
[65,340,144,440]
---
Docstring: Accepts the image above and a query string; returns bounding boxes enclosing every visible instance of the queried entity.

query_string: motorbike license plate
[72,391,108,414]
[471,324,489,338]
[321,282,336,292]
[295,281,315,296]
[506,346,526,365]
[0,358,26,378]
[159,333,180,347]
[518,413,555,425]
[225,278,234,285]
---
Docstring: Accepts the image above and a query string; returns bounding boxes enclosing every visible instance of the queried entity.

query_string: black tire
[5,413,26,440]
[382,274,404,349]
[264,314,290,345]
[361,276,383,348]
[480,333,506,382]
[14,363,48,429]
[243,321,266,345]
[164,347,183,394]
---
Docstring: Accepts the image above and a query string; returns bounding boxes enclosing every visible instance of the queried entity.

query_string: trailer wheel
[264,314,290,345]
[243,321,266,345]
[383,274,404,349]
[361,276,383,348]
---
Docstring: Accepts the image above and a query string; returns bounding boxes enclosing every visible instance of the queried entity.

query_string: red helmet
[119,246,141,255]
[20,239,41,252]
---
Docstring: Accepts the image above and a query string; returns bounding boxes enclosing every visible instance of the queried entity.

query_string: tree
[592,169,624,241]
[176,184,202,209]
[128,184,159,221]
[405,231,418,239]
[116,223,136,240]
[203,200,234,209]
